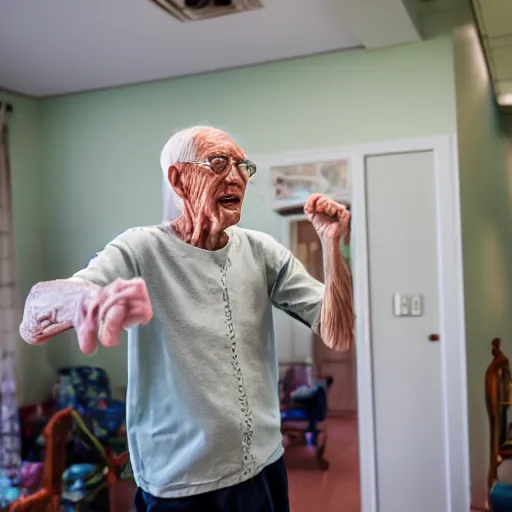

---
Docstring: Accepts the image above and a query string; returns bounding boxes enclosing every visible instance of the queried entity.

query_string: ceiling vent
[150,0,263,22]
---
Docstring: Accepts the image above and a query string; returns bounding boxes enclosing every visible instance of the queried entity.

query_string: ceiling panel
[473,0,512,110]
[490,46,512,81]
[476,0,512,38]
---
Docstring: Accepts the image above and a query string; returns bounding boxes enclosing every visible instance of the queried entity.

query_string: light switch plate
[411,294,422,316]
[401,294,411,316]
[393,293,411,316]
[393,294,401,316]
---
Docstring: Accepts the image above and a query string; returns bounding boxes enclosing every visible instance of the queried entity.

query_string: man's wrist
[321,236,342,250]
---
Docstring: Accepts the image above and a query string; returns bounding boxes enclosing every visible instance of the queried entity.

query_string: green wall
[0,90,55,405]
[453,11,512,509]
[37,34,457,391]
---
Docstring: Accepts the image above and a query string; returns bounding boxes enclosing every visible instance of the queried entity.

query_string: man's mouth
[217,195,241,209]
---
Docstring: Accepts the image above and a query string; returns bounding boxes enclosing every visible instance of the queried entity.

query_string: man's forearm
[20,279,100,345]
[320,239,354,351]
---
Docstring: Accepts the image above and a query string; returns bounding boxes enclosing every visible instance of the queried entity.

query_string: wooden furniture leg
[9,408,73,512]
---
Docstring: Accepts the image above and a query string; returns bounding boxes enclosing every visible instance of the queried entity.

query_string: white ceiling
[472,0,512,109]
[0,0,424,98]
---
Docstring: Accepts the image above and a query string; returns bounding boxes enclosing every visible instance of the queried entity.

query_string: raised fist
[304,193,350,243]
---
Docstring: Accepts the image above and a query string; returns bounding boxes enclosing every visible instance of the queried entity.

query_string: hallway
[286,417,360,512]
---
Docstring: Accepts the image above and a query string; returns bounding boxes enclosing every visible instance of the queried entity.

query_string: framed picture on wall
[270,158,351,214]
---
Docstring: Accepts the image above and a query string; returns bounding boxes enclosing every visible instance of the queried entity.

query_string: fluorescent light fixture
[497,94,512,106]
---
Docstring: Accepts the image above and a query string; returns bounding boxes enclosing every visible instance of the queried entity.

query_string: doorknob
[428,334,440,342]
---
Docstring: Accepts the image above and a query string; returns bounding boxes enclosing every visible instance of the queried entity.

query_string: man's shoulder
[231,227,288,259]
[110,224,169,251]
[232,226,279,247]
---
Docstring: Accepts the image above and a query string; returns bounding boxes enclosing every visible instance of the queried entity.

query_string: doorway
[290,217,357,417]
[283,213,361,512]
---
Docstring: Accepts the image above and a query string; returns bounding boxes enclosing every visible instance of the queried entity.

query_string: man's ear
[168,165,185,199]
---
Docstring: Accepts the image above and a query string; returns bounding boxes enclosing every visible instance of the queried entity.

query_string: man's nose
[225,164,243,184]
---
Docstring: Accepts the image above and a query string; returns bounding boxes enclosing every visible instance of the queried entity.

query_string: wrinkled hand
[304,193,350,242]
[75,278,153,354]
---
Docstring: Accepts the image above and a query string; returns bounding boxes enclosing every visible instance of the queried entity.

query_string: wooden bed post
[485,338,511,505]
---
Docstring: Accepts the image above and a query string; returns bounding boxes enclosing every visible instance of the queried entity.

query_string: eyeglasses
[182,155,257,178]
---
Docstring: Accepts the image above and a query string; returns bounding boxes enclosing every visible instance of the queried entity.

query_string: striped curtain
[0,105,21,476]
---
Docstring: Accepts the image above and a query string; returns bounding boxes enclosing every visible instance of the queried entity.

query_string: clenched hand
[76,278,153,354]
[304,193,350,243]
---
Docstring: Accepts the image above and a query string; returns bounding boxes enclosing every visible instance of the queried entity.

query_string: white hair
[160,126,211,221]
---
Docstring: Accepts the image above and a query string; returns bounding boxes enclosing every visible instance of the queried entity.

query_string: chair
[55,366,126,442]
[485,338,512,510]
[279,364,333,470]
[9,408,129,512]
[10,408,73,511]
[60,410,129,510]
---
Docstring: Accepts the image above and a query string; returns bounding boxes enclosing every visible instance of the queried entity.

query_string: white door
[365,151,447,512]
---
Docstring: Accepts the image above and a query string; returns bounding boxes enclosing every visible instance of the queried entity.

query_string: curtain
[0,105,21,476]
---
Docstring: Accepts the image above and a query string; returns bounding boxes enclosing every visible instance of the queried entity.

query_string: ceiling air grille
[150,0,263,22]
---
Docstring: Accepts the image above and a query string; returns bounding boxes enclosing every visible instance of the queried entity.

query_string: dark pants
[134,457,290,512]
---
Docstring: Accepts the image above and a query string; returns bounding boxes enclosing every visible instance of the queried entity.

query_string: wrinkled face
[169,130,253,231]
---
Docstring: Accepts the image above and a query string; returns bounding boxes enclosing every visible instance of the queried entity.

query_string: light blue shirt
[73,224,324,498]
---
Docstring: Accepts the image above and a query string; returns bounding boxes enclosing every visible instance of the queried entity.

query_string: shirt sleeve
[264,235,325,335]
[71,229,140,286]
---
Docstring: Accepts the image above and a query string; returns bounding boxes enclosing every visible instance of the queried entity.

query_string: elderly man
[19,126,354,512]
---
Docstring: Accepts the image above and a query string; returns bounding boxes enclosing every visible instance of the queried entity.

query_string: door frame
[253,134,469,512]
